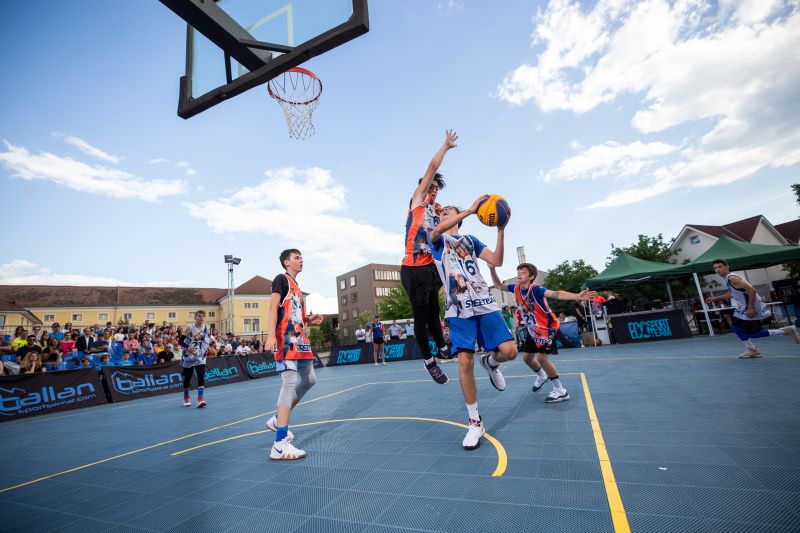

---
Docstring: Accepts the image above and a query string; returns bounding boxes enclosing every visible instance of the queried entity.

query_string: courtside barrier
[102,362,184,403]
[197,355,248,388]
[0,368,106,421]
[327,339,423,366]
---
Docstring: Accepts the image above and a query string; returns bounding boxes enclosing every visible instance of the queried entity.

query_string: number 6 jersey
[429,233,500,319]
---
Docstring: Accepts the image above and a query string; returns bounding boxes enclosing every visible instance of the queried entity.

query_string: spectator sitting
[207,343,218,358]
[49,353,68,371]
[96,354,111,369]
[235,343,251,355]
[11,326,28,350]
[159,344,175,363]
[138,346,157,365]
[61,333,77,355]
[559,312,576,322]
[21,352,46,373]
[17,335,43,362]
[123,333,139,353]
[38,331,52,350]
[89,332,111,358]
[32,325,43,342]
[222,344,233,355]
[154,339,165,354]
[79,355,93,369]
[76,328,95,352]
[117,352,135,366]
[50,323,65,341]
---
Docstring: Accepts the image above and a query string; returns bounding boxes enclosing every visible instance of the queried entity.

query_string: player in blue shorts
[428,197,517,450]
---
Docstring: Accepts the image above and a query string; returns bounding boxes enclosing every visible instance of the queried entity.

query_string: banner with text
[0,369,106,422]
[328,339,423,366]
[611,310,692,344]
[102,362,184,403]
[195,356,248,388]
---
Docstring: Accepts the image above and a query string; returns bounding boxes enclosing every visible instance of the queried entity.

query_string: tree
[793,183,800,206]
[783,183,800,276]
[308,326,323,348]
[378,288,413,320]
[319,320,336,345]
[543,259,598,314]
[607,233,678,266]
[356,311,372,328]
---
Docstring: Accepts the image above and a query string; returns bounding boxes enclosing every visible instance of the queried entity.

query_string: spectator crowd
[0,321,263,375]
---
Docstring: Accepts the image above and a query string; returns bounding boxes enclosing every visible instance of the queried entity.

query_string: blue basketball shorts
[447,311,514,353]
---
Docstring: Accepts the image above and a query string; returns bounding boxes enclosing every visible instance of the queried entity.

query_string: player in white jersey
[428,197,518,450]
[180,310,210,407]
[706,259,798,358]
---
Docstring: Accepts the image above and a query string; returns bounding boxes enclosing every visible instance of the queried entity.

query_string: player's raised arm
[429,195,486,242]
[478,210,510,267]
[488,265,505,290]
[544,288,597,301]
[411,129,458,209]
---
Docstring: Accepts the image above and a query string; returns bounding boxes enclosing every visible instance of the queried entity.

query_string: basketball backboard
[159,0,369,118]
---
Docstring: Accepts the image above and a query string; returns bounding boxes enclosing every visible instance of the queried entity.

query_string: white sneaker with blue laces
[265,415,294,442]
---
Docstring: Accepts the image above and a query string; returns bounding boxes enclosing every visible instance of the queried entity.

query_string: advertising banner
[328,339,422,366]
[102,362,184,403]
[555,321,582,349]
[611,309,692,344]
[240,352,278,379]
[0,369,106,422]
[198,356,248,388]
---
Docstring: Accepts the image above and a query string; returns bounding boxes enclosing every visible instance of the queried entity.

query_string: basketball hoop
[268,67,323,140]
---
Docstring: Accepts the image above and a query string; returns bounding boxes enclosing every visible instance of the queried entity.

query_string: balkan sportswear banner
[240,352,323,378]
[328,339,422,366]
[102,362,184,403]
[196,356,248,388]
[0,369,106,422]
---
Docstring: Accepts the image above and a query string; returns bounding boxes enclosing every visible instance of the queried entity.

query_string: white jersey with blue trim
[429,232,499,319]
[725,273,770,321]
[181,323,209,368]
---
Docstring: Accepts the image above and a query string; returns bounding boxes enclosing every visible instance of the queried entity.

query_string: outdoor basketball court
[2,335,799,532]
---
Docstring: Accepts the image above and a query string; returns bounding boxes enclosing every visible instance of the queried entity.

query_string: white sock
[536,368,547,380]
[768,329,786,336]
[551,378,563,390]
[487,354,499,367]
[466,402,479,420]
[744,340,757,350]
[424,357,435,365]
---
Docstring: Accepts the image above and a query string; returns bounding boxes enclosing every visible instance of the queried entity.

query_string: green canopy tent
[585,252,691,289]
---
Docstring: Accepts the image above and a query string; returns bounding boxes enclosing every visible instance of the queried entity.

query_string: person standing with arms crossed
[401,129,458,384]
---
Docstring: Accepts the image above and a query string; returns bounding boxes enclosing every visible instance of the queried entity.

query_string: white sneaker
[784,326,799,344]
[374,362,379,367]
[381,362,387,366]
[462,417,485,450]
[265,415,294,442]
[183,398,191,407]
[480,353,506,391]
[545,388,570,403]
[270,438,306,460]
[738,348,762,359]
[532,375,549,393]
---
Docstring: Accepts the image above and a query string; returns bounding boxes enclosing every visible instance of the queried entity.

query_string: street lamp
[224,255,242,334]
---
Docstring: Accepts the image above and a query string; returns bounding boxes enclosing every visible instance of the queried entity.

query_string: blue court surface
[2,335,799,533]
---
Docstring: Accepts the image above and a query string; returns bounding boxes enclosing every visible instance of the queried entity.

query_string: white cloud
[0,259,195,287]
[0,141,188,202]
[541,140,677,182]
[60,135,121,164]
[183,167,404,274]
[305,292,338,314]
[438,0,464,11]
[498,0,800,208]
[148,158,169,165]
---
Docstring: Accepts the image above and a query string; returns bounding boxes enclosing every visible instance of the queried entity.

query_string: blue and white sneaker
[532,375,549,393]
[270,438,305,460]
[266,415,294,442]
[480,353,506,391]
[544,388,570,403]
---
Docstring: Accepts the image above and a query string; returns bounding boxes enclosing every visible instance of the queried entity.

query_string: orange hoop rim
[267,67,323,106]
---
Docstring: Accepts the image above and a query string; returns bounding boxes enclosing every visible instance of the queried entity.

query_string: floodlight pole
[225,255,241,335]
[693,272,714,337]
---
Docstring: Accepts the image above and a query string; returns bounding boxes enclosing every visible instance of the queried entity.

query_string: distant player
[369,316,386,366]
[181,310,209,408]
[428,198,517,450]
[401,130,458,385]
[264,249,324,460]
[706,259,798,358]
[490,264,595,403]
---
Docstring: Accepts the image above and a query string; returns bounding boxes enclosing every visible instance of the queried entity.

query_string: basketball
[476,195,510,227]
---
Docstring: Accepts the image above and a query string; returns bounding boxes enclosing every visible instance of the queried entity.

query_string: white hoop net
[268,68,323,140]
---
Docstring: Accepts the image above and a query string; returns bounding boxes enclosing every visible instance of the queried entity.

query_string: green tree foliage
[543,260,599,314]
[607,233,677,265]
[378,288,412,320]
[308,326,323,348]
[357,311,373,328]
[792,183,800,206]
[783,183,800,276]
[319,320,336,344]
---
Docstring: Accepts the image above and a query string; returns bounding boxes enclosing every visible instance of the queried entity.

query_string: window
[189,312,196,319]
[349,275,357,287]
[350,293,358,303]
[123,313,133,321]
[243,302,259,309]
[244,303,250,309]
[243,318,260,332]
[98,313,108,321]
[352,308,358,319]
[343,327,349,338]
[146,313,155,320]
[342,310,349,321]
[168,312,176,319]
[72,314,83,322]
[339,279,346,290]
[208,311,215,317]
[44,314,55,322]
[375,287,393,297]
[244,318,251,331]
[0,315,5,328]
[374,270,400,281]
[341,296,348,306]
[689,235,701,245]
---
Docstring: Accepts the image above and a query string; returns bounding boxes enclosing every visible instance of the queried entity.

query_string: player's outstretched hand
[468,194,489,214]
[265,336,277,353]
[577,289,597,301]
[308,314,324,326]
[444,129,458,149]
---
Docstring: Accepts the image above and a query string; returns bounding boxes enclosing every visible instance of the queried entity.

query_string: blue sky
[1,0,798,313]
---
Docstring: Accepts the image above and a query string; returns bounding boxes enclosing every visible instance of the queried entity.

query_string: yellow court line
[171,416,508,477]
[581,372,630,533]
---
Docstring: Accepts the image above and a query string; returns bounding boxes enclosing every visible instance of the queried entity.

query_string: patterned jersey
[429,233,499,319]
[402,196,442,267]
[369,321,384,340]
[725,273,770,321]
[508,283,560,338]
[181,323,209,368]
[275,273,313,361]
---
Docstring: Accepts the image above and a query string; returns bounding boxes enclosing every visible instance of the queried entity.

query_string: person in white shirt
[405,321,414,338]
[388,320,404,340]
[355,325,367,344]
[235,343,251,355]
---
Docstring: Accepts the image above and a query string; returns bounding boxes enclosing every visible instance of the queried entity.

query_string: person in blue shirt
[117,352,135,366]
[138,346,157,365]
[369,316,386,366]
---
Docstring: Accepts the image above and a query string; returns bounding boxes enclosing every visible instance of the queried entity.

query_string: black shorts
[732,316,763,334]
[401,263,442,307]
[373,338,384,345]
[518,329,558,355]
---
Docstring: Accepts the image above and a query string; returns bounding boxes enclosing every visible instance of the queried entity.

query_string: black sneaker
[437,344,454,359]
[425,361,449,385]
